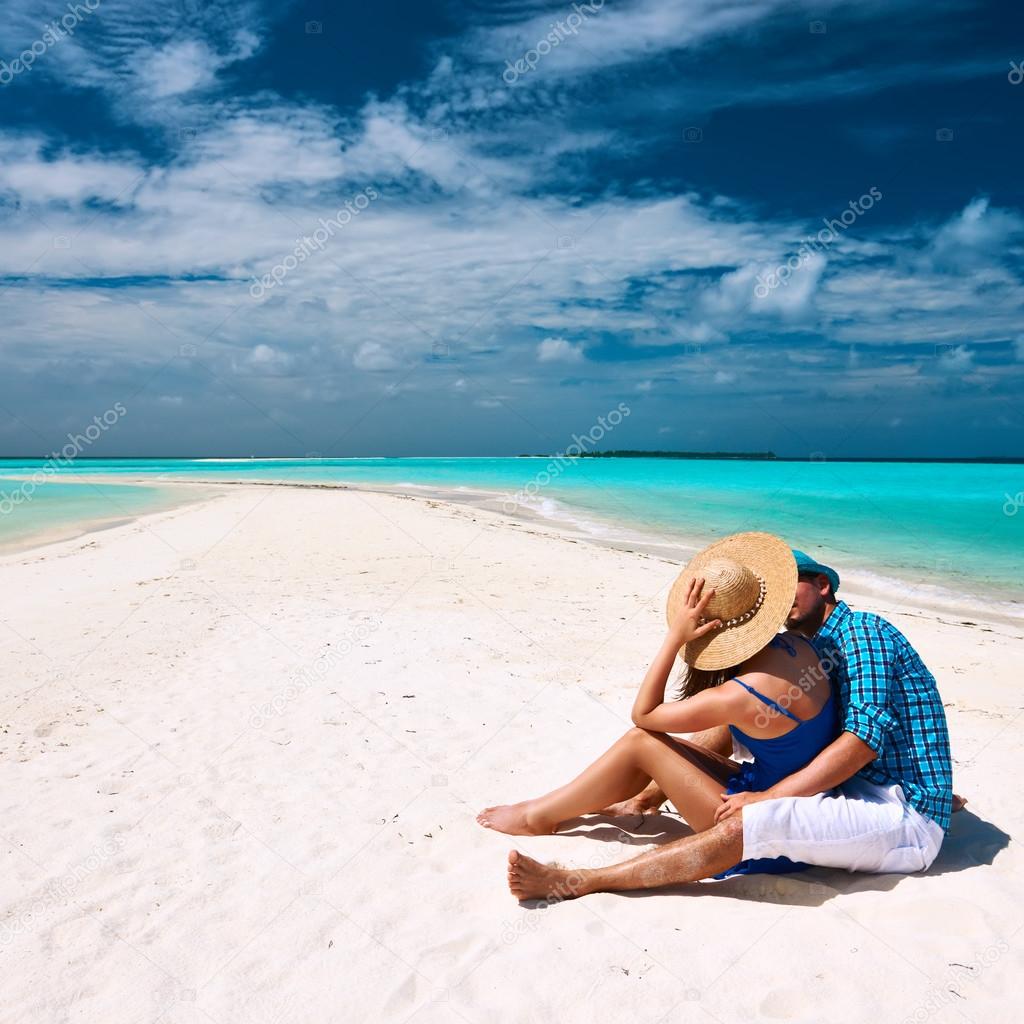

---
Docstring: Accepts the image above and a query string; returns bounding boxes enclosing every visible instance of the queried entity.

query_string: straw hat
[666,531,797,670]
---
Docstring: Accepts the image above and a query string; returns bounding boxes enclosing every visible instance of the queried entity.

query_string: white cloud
[930,197,1024,271]
[353,342,400,371]
[702,252,827,320]
[0,1,266,119]
[0,139,143,204]
[133,40,222,98]
[470,0,850,78]
[227,344,295,376]
[537,337,585,363]
[0,0,1021,439]
[938,344,973,371]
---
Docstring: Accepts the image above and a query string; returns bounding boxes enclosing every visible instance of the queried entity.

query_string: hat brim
[666,532,797,671]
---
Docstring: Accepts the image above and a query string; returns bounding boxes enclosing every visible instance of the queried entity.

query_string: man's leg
[507,814,744,900]
[601,724,734,817]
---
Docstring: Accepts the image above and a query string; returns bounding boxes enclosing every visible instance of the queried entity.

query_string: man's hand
[714,789,770,824]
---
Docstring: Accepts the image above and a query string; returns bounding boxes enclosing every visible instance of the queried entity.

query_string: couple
[477,532,956,899]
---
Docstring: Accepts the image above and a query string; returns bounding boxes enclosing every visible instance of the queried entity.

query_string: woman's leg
[477,728,738,836]
[600,724,734,816]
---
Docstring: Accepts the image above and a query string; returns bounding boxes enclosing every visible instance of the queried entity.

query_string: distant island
[512,451,1022,462]
[517,450,777,460]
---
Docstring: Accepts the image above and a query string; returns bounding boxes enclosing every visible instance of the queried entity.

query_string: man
[506,550,956,900]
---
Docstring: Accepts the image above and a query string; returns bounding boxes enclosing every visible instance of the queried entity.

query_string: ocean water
[0,457,1021,606]
[0,475,200,551]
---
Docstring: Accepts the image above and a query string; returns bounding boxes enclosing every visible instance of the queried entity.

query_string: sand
[1,484,1021,1023]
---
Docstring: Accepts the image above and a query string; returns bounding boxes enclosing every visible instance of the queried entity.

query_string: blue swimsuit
[717,635,839,877]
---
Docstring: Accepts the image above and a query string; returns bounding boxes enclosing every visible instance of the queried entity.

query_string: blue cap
[792,549,840,592]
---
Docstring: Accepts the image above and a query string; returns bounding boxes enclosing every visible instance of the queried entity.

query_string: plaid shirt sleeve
[842,617,899,756]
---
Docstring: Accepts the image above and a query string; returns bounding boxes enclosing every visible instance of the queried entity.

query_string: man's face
[786,573,831,630]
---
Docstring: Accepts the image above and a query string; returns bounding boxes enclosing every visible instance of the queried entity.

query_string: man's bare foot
[953,793,968,813]
[476,801,555,836]
[507,849,589,901]
[598,796,664,819]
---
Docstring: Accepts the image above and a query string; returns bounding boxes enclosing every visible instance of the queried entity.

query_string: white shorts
[741,777,944,874]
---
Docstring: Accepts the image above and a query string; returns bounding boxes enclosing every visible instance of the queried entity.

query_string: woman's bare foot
[599,781,666,818]
[476,801,555,836]
[507,849,589,901]
[598,795,663,818]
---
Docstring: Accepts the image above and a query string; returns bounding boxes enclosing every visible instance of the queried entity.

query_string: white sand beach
[2,484,1021,1023]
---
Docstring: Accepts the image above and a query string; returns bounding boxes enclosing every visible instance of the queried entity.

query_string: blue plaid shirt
[812,601,953,831]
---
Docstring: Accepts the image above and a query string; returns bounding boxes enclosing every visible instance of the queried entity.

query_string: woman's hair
[673,661,740,701]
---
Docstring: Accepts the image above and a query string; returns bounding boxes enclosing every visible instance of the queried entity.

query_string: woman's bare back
[727,632,830,739]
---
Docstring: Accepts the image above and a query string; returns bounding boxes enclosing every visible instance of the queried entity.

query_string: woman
[477,532,839,874]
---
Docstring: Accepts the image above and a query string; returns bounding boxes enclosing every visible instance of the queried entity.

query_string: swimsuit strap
[769,634,797,657]
[731,677,802,724]
[770,632,818,656]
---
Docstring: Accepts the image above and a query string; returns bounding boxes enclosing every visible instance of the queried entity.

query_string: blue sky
[0,0,1022,457]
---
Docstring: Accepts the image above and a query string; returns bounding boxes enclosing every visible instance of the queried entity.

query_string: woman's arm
[631,577,727,732]
[632,676,740,733]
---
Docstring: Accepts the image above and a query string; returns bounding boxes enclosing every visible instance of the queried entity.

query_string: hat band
[701,574,767,629]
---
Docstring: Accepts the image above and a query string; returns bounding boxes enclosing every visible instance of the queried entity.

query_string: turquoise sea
[0,475,209,551]
[0,457,1021,607]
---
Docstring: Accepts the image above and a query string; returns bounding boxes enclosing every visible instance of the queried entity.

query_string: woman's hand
[714,789,768,823]
[632,578,727,730]
[668,576,722,646]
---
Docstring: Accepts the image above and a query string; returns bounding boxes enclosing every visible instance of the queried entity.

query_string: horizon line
[1,454,1022,464]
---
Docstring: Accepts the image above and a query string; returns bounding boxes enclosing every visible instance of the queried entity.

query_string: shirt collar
[815,600,851,643]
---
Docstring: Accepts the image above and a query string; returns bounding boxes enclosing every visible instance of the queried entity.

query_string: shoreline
[0,481,219,558]
[3,474,1022,630]
[2,480,1021,1023]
